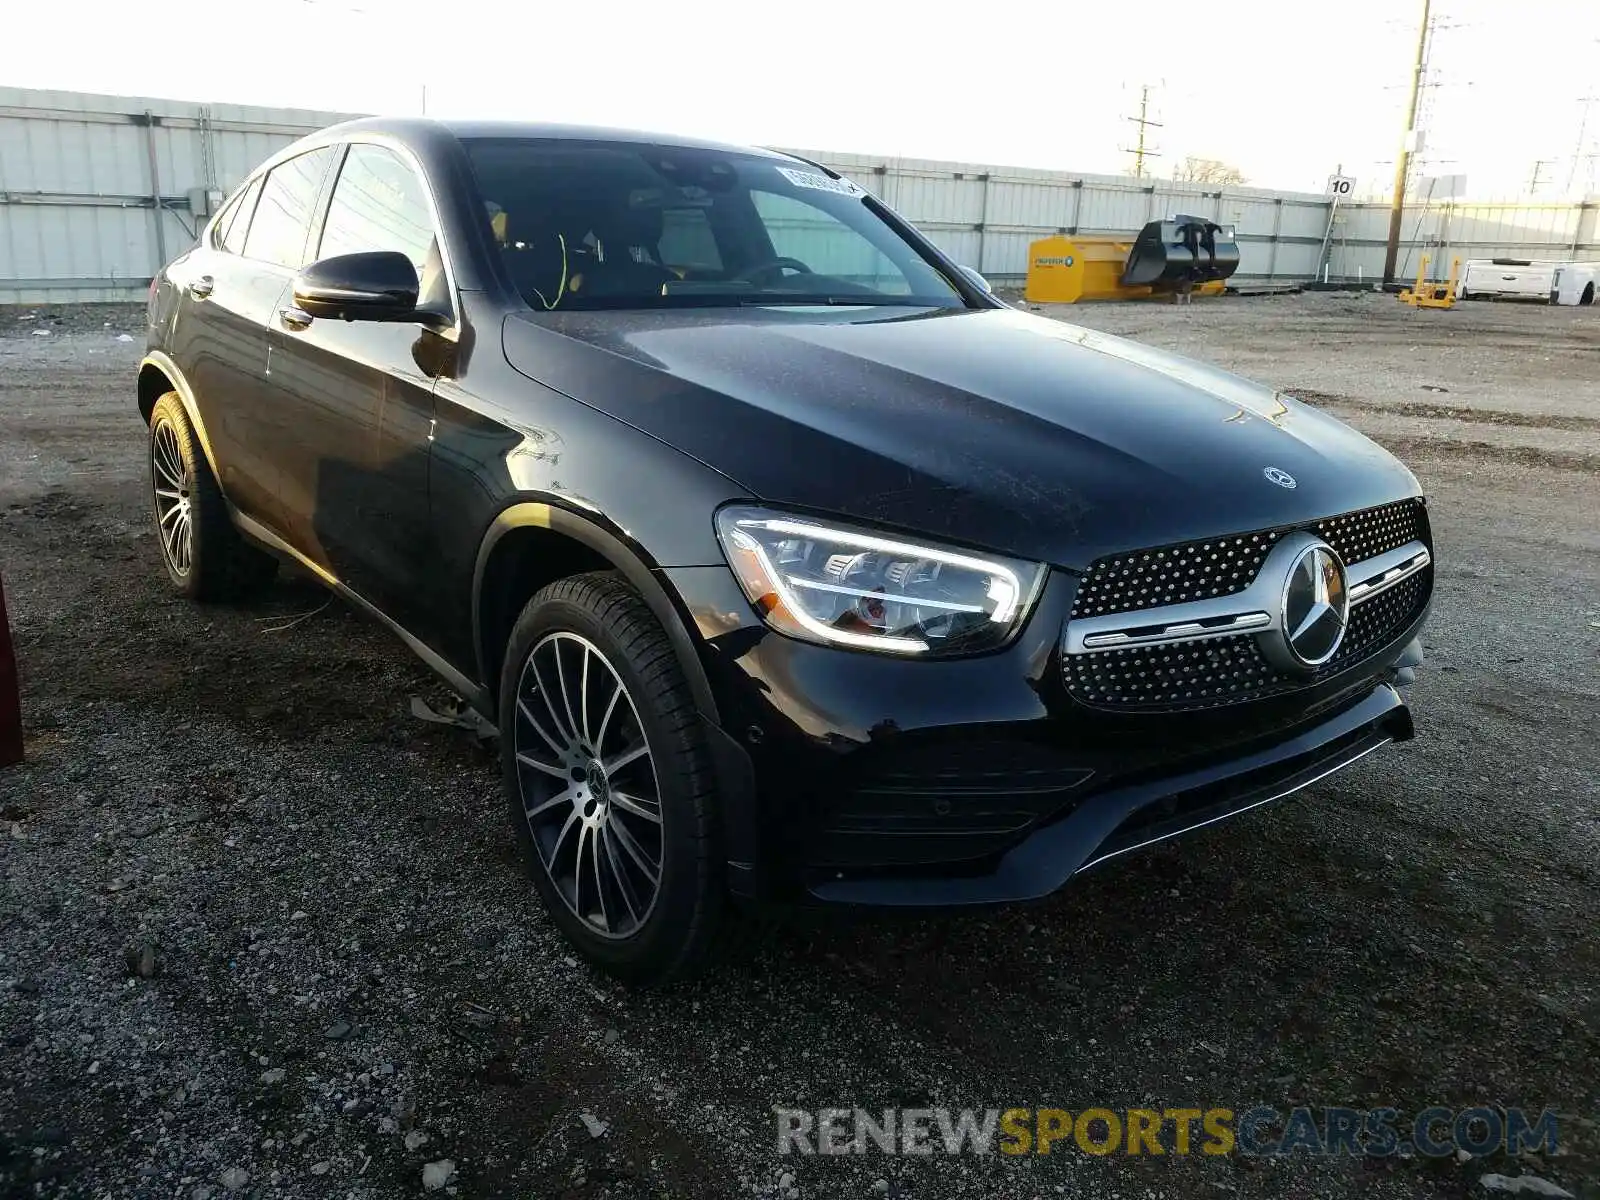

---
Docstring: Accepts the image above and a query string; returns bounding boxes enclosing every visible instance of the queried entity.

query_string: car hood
[502,305,1420,570]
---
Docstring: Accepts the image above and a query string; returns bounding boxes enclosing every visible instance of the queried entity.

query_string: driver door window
[317,144,437,277]
[749,191,913,294]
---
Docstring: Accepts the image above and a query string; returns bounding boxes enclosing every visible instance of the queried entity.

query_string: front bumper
[810,681,1410,906]
[663,564,1426,908]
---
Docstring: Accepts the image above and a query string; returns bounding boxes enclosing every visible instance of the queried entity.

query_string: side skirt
[230,507,491,716]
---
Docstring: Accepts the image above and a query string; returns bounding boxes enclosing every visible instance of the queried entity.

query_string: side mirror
[957,264,993,295]
[293,251,420,322]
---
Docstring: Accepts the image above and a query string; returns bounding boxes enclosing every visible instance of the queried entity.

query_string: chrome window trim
[1063,537,1429,657]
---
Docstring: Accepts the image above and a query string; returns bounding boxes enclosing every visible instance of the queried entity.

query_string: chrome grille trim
[1064,538,1428,657]
[1347,544,1431,606]
[1078,611,1273,651]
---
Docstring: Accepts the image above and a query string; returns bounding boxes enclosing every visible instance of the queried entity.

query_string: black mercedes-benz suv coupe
[140,119,1433,981]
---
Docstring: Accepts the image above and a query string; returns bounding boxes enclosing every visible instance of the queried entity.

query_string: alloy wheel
[512,631,664,939]
[151,418,193,575]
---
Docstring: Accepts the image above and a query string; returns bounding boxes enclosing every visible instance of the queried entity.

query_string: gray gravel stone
[421,1159,456,1191]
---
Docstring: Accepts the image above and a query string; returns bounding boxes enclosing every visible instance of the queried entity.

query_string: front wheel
[499,572,727,984]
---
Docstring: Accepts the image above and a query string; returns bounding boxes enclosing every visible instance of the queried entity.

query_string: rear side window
[316,144,436,275]
[244,148,336,269]
[219,177,264,255]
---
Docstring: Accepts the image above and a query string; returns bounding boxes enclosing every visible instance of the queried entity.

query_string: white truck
[1457,258,1597,306]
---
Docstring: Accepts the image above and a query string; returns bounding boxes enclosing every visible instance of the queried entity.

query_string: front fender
[472,498,764,884]
[471,498,722,726]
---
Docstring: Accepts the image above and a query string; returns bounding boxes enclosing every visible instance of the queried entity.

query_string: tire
[1582,282,1595,307]
[499,571,726,984]
[148,392,278,601]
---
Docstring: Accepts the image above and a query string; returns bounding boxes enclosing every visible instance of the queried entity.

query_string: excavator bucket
[1120,214,1240,290]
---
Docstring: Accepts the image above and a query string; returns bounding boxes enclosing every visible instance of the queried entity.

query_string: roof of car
[314,116,803,161]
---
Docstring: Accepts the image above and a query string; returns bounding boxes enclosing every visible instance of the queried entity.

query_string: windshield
[465,138,967,311]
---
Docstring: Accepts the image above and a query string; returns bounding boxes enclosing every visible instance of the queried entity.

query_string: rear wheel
[1582,282,1595,307]
[499,572,726,984]
[148,392,277,601]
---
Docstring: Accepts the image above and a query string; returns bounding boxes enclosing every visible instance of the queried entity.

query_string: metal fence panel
[0,87,354,303]
[2,87,1596,302]
[1323,199,1598,284]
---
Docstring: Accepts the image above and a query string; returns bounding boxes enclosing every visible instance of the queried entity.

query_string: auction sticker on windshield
[776,167,867,197]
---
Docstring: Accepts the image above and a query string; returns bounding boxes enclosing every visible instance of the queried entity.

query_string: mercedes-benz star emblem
[1263,466,1297,489]
[1279,542,1348,667]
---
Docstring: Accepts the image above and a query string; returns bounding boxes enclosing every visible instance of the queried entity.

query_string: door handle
[187,275,215,300]
[278,306,313,331]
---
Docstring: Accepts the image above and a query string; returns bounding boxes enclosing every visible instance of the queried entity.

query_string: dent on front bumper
[663,563,1424,910]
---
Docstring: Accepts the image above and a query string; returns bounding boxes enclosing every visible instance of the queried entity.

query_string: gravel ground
[1,293,1597,1199]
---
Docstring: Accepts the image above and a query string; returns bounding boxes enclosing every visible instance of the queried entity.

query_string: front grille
[1063,565,1432,713]
[1315,499,1428,568]
[1331,568,1429,669]
[1064,633,1279,710]
[1070,532,1280,619]
[1070,498,1428,621]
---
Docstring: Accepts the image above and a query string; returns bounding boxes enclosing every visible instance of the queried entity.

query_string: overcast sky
[12,0,1600,198]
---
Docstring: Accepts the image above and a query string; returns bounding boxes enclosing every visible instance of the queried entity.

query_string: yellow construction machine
[1025,215,1239,304]
[1397,255,1461,309]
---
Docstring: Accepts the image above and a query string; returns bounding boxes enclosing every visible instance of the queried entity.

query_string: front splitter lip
[805,682,1410,909]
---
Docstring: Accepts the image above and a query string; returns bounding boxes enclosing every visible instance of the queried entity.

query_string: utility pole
[1567,95,1596,194]
[1383,0,1432,286]
[1123,85,1163,179]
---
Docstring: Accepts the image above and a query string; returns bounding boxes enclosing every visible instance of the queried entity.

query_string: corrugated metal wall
[797,149,1340,284]
[0,88,352,303]
[2,87,1596,302]
[1324,199,1599,284]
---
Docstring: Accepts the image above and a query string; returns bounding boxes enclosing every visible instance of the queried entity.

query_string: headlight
[714,506,1044,656]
